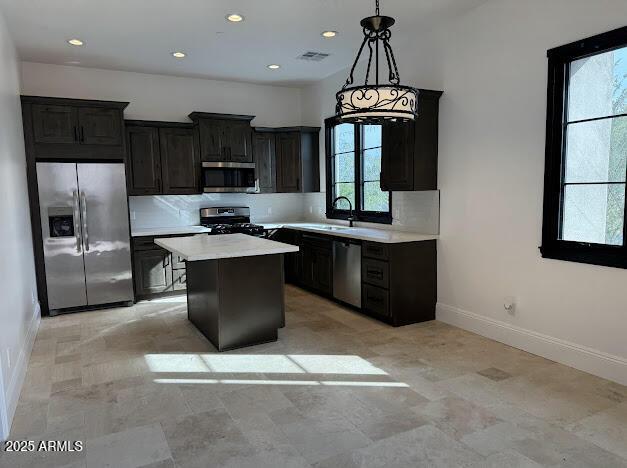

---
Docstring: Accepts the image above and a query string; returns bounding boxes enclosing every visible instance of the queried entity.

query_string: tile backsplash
[129,190,440,235]
[129,193,306,228]
[302,191,440,234]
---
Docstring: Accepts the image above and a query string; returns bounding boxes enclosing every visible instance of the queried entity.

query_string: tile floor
[2,285,626,467]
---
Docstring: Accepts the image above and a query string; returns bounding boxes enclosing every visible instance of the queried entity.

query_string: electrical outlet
[504,297,516,315]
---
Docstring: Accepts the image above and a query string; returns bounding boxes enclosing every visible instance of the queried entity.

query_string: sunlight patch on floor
[153,378,409,387]
[144,354,389,375]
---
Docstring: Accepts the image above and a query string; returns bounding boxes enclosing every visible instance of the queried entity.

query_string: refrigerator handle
[80,191,90,252]
[73,190,82,253]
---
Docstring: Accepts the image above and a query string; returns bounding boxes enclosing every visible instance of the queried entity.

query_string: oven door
[202,162,257,193]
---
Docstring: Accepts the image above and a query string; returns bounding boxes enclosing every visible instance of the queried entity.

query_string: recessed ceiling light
[267,64,280,70]
[67,38,84,46]
[226,13,244,22]
[172,51,186,58]
[322,31,338,38]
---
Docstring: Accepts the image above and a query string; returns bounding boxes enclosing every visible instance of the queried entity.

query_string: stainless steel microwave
[201,162,257,193]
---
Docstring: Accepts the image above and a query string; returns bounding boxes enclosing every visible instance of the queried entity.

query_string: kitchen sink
[300,224,351,231]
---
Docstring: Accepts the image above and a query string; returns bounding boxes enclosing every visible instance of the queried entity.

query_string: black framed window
[541,26,627,268]
[325,118,392,224]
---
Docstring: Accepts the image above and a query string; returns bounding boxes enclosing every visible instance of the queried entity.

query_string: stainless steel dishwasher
[333,239,362,307]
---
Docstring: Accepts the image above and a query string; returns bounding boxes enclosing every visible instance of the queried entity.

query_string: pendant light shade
[335,0,418,123]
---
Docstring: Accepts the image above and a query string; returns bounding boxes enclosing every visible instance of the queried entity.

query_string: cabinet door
[301,245,316,290]
[226,121,253,162]
[78,107,123,145]
[32,104,78,144]
[198,119,226,161]
[126,126,162,195]
[313,248,333,295]
[276,133,301,192]
[253,133,276,193]
[380,122,415,191]
[159,127,199,194]
[134,250,173,296]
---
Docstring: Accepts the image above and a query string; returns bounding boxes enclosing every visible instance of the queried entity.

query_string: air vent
[297,51,330,62]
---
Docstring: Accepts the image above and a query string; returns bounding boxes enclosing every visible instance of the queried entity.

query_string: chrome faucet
[332,196,355,227]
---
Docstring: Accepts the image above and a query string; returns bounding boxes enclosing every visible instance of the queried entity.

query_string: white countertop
[154,233,299,261]
[131,226,211,237]
[261,222,439,244]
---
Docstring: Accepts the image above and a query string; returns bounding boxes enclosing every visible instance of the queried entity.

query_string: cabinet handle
[296,177,300,191]
[79,127,85,143]
[73,127,79,142]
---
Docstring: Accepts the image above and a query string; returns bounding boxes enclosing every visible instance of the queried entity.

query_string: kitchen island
[155,234,299,351]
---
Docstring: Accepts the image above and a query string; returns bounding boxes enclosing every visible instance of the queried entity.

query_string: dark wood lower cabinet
[132,235,188,300]
[301,235,333,295]
[133,248,173,297]
[272,229,436,326]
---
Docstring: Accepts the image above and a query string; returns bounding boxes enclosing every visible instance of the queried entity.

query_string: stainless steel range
[199,207,265,236]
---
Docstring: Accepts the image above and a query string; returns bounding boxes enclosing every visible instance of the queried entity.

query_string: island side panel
[217,254,284,351]
[186,259,221,347]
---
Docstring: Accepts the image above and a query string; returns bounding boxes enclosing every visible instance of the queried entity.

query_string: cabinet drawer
[173,269,187,291]
[362,258,389,289]
[172,254,186,270]
[362,284,390,317]
[133,237,158,251]
[302,233,332,251]
[362,242,389,261]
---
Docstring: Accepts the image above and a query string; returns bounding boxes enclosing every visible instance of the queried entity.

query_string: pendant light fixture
[335,0,418,123]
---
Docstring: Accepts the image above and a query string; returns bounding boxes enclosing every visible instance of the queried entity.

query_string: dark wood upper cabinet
[126,126,161,195]
[380,89,442,192]
[225,120,253,162]
[253,132,276,193]
[77,107,123,146]
[159,127,198,194]
[32,104,77,144]
[381,122,415,191]
[22,96,128,160]
[125,121,200,196]
[197,119,225,161]
[276,132,302,192]
[189,112,254,163]
[257,127,319,193]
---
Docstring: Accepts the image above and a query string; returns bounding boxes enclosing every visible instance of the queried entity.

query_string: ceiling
[0,0,486,86]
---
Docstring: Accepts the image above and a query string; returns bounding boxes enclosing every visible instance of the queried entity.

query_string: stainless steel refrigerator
[36,162,133,314]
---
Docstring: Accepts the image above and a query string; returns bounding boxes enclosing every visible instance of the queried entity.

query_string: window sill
[327,212,392,225]
[540,245,627,270]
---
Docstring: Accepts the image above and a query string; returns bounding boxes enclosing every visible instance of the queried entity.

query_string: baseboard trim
[436,302,627,386]
[2,302,41,440]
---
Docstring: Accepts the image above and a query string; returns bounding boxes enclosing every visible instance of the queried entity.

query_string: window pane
[334,182,356,208]
[363,124,382,150]
[334,152,355,183]
[567,46,627,122]
[334,123,355,154]
[562,183,625,245]
[362,148,382,182]
[363,181,389,212]
[564,116,627,183]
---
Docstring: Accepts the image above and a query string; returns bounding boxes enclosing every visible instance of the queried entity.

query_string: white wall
[300,0,627,384]
[430,0,627,384]
[20,61,302,126]
[0,10,40,440]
